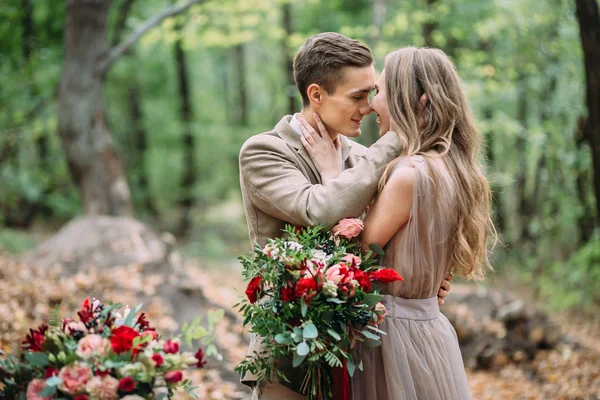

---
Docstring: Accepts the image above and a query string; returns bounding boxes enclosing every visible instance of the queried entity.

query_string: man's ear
[307,83,323,109]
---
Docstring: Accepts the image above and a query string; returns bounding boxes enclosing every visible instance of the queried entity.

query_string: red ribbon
[332,359,350,400]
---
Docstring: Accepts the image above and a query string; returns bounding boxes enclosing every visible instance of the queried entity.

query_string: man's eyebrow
[349,86,376,95]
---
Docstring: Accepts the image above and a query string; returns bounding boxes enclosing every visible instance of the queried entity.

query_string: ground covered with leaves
[1,251,598,399]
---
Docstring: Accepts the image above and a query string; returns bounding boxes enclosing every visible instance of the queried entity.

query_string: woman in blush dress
[300,47,495,400]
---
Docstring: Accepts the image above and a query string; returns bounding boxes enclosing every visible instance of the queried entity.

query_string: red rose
[152,353,164,366]
[165,370,183,383]
[353,269,371,291]
[369,268,403,284]
[194,348,207,368]
[245,276,263,304]
[280,283,296,302]
[163,340,179,354]
[74,396,89,400]
[110,326,140,354]
[118,376,136,392]
[295,277,317,304]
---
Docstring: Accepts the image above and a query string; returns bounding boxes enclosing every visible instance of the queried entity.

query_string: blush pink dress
[351,155,470,400]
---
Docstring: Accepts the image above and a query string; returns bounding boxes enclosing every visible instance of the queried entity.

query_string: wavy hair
[379,47,495,280]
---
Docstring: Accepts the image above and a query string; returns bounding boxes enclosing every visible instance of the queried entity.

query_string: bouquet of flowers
[0,297,223,400]
[234,219,402,400]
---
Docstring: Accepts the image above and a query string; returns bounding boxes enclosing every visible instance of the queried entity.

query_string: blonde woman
[300,47,495,399]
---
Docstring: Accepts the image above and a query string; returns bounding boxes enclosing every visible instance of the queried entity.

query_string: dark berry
[352,310,371,326]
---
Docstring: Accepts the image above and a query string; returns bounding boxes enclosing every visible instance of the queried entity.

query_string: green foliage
[0,0,597,307]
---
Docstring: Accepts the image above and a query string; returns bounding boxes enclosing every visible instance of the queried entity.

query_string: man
[238,32,451,399]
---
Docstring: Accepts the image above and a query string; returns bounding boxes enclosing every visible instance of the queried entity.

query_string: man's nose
[359,101,372,115]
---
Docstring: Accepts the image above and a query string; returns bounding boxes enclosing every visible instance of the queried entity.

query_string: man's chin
[340,128,361,138]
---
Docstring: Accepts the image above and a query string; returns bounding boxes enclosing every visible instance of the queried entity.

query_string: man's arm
[240,133,402,228]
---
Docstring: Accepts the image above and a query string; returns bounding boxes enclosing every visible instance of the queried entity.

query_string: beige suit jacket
[238,115,403,391]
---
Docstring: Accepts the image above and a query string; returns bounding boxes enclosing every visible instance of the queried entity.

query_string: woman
[299,47,495,399]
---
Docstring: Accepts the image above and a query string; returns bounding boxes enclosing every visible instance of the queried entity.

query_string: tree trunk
[575,118,595,243]
[423,0,438,47]
[281,2,297,115]
[232,44,248,126]
[175,28,196,236]
[575,0,600,228]
[127,81,158,216]
[58,0,133,216]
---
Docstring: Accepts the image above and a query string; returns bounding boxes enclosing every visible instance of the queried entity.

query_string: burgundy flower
[73,396,89,400]
[245,276,263,304]
[77,297,94,324]
[152,353,164,366]
[369,268,403,284]
[110,326,140,354]
[118,376,136,392]
[135,313,151,331]
[194,348,207,368]
[44,367,59,379]
[22,324,48,352]
[95,368,111,377]
[163,340,179,354]
[165,370,183,383]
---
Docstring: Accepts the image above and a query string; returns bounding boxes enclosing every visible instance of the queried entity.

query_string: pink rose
[86,375,119,400]
[325,263,354,285]
[76,334,109,359]
[370,302,387,326]
[58,363,92,395]
[332,218,364,239]
[341,254,361,267]
[26,379,50,400]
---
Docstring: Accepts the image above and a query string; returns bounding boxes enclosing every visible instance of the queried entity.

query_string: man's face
[317,65,376,138]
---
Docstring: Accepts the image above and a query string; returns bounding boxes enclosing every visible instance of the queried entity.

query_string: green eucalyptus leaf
[302,323,318,339]
[296,342,309,356]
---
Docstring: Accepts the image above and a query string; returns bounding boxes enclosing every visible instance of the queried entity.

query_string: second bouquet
[235,219,402,400]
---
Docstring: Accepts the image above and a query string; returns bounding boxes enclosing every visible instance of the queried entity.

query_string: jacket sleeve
[239,133,403,228]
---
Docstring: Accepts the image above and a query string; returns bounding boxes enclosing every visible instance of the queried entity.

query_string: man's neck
[299,109,339,142]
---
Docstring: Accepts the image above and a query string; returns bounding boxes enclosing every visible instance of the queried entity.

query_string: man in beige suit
[238,33,451,399]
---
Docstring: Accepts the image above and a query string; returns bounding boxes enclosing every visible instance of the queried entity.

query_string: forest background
[1,0,600,386]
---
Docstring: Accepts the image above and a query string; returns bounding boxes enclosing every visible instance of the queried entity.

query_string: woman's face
[371,70,391,136]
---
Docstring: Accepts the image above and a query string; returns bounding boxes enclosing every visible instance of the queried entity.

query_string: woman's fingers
[300,131,313,153]
[299,117,321,144]
[313,113,329,138]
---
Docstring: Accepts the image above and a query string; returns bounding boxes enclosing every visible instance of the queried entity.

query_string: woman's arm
[360,167,415,250]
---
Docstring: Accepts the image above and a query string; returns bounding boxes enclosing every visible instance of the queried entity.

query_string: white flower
[284,241,303,251]
[121,396,145,400]
[311,249,332,263]
[322,281,339,298]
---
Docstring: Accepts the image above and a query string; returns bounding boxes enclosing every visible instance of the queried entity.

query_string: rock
[21,216,218,337]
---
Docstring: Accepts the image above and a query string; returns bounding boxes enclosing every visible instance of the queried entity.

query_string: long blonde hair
[379,47,495,280]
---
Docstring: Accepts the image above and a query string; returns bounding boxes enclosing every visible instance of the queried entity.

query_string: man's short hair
[294,32,373,107]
